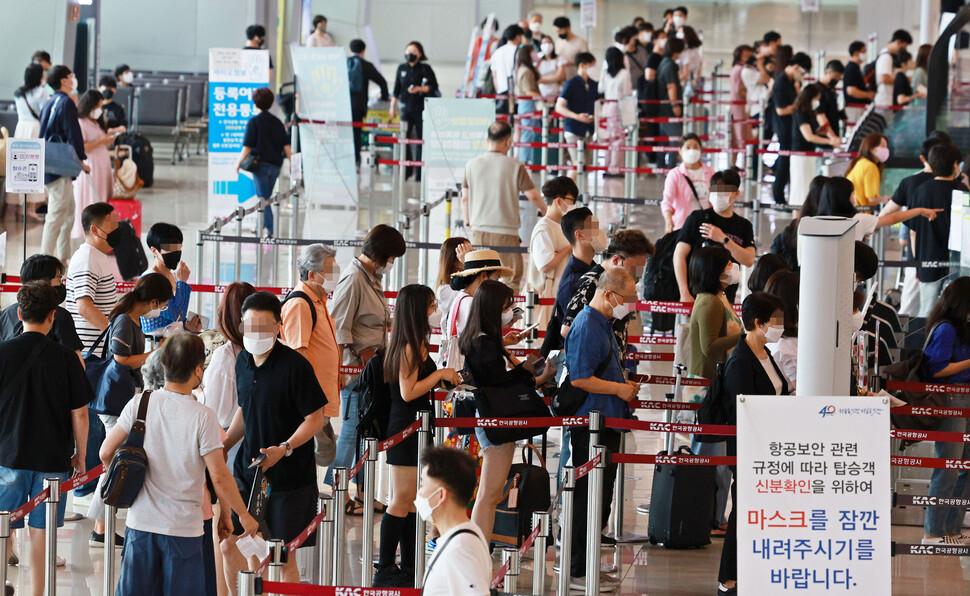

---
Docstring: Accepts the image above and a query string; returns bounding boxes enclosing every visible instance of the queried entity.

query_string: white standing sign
[802,0,821,12]
[5,138,45,194]
[580,0,597,29]
[738,395,890,594]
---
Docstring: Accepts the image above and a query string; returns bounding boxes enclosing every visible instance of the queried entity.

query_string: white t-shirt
[759,356,784,395]
[200,342,243,428]
[600,69,632,101]
[741,67,767,114]
[874,51,894,106]
[66,242,117,350]
[686,165,711,208]
[852,213,879,241]
[538,57,567,98]
[527,216,570,296]
[423,522,493,596]
[490,43,518,94]
[768,336,797,391]
[119,389,224,537]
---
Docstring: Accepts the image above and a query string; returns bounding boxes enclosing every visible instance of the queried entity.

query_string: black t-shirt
[234,342,328,491]
[677,208,755,302]
[0,304,83,353]
[0,332,93,472]
[103,101,127,129]
[643,53,665,116]
[893,72,913,106]
[772,73,797,145]
[891,170,934,209]
[818,84,842,135]
[910,178,965,282]
[243,45,274,69]
[392,62,439,120]
[242,111,289,167]
[792,111,821,152]
[843,61,870,105]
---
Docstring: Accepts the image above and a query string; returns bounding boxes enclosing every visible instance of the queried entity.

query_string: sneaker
[568,573,619,592]
[948,534,970,545]
[921,535,962,545]
[89,531,124,548]
[63,512,84,522]
[425,537,438,555]
[717,584,738,595]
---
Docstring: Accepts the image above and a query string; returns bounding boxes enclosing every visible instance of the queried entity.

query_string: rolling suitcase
[112,219,148,281]
[108,198,142,237]
[647,445,716,549]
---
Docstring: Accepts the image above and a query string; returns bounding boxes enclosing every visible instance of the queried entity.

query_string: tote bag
[43,97,84,178]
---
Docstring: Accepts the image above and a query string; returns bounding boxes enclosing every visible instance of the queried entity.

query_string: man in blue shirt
[563,267,639,591]
[556,52,600,181]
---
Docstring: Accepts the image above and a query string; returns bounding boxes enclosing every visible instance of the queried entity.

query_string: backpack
[492,444,552,547]
[355,348,392,442]
[642,231,681,302]
[101,391,152,508]
[282,290,317,331]
[861,60,878,92]
[114,132,154,187]
[883,322,948,446]
[347,56,365,94]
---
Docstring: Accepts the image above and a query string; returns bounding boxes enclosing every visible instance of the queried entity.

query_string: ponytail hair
[108,273,174,321]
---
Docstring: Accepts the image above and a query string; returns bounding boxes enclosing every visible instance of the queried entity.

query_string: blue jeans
[117,527,206,596]
[690,438,732,526]
[0,467,69,529]
[924,395,970,536]
[325,378,362,487]
[252,162,281,235]
[517,99,539,164]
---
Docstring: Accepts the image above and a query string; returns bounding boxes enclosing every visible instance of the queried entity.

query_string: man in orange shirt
[281,244,341,448]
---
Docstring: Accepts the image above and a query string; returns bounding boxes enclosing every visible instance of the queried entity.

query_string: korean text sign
[5,138,44,194]
[737,395,890,593]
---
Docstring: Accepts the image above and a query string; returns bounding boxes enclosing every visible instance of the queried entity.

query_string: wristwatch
[722,237,730,246]
[279,441,293,457]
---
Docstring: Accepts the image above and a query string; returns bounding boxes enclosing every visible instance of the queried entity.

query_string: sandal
[353,496,387,514]
[344,499,364,517]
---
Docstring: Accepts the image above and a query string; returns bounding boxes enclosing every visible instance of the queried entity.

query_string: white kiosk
[796,217,857,396]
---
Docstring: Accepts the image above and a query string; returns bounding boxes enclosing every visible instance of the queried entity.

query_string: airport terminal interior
[1,0,970,594]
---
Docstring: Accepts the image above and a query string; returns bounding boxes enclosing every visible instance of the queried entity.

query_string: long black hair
[605,47,625,77]
[15,63,44,98]
[458,280,513,356]
[817,177,857,218]
[384,284,434,382]
[108,273,174,321]
[927,277,970,343]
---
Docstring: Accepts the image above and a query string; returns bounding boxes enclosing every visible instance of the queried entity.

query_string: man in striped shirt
[67,203,120,351]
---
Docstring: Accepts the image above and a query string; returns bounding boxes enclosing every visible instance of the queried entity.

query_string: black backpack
[355,349,392,442]
[282,290,317,331]
[492,444,552,547]
[347,56,365,94]
[642,231,680,302]
[861,60,878,92]
[115,132,154,187]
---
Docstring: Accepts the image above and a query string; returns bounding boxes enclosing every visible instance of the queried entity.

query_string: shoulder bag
[84,322,139,416]
[101,391,152,508]
[239,152,260,173]
[552,339,619,417]
[42,96,84,178]
[493,443,552,547]
[473,360,550,444]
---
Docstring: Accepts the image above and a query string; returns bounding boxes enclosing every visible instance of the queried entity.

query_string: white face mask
[428,309,443,329]
[811,99,821,111]
[640,32,652,44]
[763,324,784,344]
[609,293,631,320]
[541,43,554,55]
[656,38,666,50]
[852,310,866,332]
[70,77,78,92]
[721,265,741,287]
[92,107,103,120]
[529,21,542,34]
[681,148,701,165]
[858,53,867,63]
[375,262,391,276]
[710,192,733,213]
[675,30,685,40]
[243,334,276,356]
[414,487,443,522]
[591,229,608,253]
[121,71,134,84]
[673,15,686,28]
[144,306,162,319]
[501,308,515,326]
[316,264,340,294]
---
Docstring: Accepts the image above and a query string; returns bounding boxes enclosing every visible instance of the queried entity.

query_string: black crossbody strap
[422,528,488,590]
[126,391,152,449]
[681,172,703,208]
[0,339,49,403]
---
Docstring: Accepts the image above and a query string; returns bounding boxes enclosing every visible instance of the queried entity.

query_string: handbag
[84,324,139,416]
[239,152,260,173]
[112,155,143,199]
[43,96,84,178]
[885,322,948,443]
[552,341,617,417]
[313,420,337,467]
[473,366,550,444]
[492,444,552,547]
[100,391,152,508]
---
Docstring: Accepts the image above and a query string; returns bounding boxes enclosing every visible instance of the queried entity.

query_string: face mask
[414,487,442,522]
[428,309,443,329]
[609,293,631,320]
[872,146,890,163]
[243,334,276,356]
[558,33,569,40]
[99,226,122,248]
[811,99,821,111]
[157,250,181,270]
[710,192,733,213]
[91,107,103,120]
[656,38,666,50]
[52,284,67,305]
[529,21,542,34]
[859,53,867,63]
[502,308,515,326]
[591,230,608,253]
[375,262,390,276]
[121,72,134,84]
[763,324,784,344]
[675,30,685,40]
[541,43,554,55]
[257,38,265,47]
[640,32,652,44]
[681,148,701,165]
[405,52,418,63]
[322,275,339,293]
[70,77,78,92]
[673,15,686,28]
[721,265,741,287]
[852,310,866,332]
[145,305,163,320]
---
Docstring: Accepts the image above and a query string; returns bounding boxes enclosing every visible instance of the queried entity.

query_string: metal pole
[361,437,378,587]
[444,190,453,239]
[332,467,348,585]
[103,504,117,596]
[540,103,550,188]
[256,204,264,286]
[395,121,408,239]
[434,399,446,446]
[585,445,606,596]
[237,571,257,596]
[213,219,223,288]
[194,229,204,314]
[607,433,646,544]
[532,511,550,596]
[414,410,432,588]
[503,547,520,594]
[624,119,636,199]
[267,539,285,596]
[577,139,587,201]
[525,290,535,349]
[234,206,244,282]
[588,410,602,453]
[419,202,430,287]
[0,512,9,592]
[44,477,60,596]
[289,190,299,289]
[317,493,334,585]
[272,198,281,285]
[667,364,686,453]
[558,467,575,596]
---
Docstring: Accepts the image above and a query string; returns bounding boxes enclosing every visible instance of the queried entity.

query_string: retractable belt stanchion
[745,143,757,206]
[532,511,550,595]
[666,365,686,454]
[234,206,244,282]
[267,539,286,596]
[558,467,575,595]
[577,139,587,200]
[755,96,766,203]
[0,511,9,592]
[43,477,60,596]
[212,219,223,288]
[331,467,348,585]
[585,445,606,596]
[540,103,550,188]
[434,399,446,446]
[317,493,334,585]
[419,201,431,286]
[237,570,257,596]
[414,411,432,588]
[104,504,118,596]
[194,229,204,314]
[589,410,602,450]
[503,547,520,593]
[525,290,536,349]
[361,437,378,588]
[609,432,647,544]
[444,190,453,239]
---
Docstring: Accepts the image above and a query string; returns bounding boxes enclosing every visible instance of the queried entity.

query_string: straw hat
[450,249,515,279]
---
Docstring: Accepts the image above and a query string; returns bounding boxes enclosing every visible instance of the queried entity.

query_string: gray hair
[142,349,166,391]
[527,11,542,20]
[298,243,337,281]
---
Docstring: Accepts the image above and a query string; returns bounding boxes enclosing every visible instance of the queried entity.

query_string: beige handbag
[112,150,143,199]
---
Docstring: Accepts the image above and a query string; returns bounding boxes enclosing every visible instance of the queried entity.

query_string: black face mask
[159,250,182,270]
[405,53,417,64]
[52,284,67,305]
[101,226,122,249]
[558,33,568,40]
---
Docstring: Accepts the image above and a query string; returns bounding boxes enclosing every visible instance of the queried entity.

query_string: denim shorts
[0,466,70,529]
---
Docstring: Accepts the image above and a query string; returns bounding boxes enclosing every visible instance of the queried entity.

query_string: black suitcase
[112,219,148,281]
[116,132,154,187]
[647,446,716,549]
